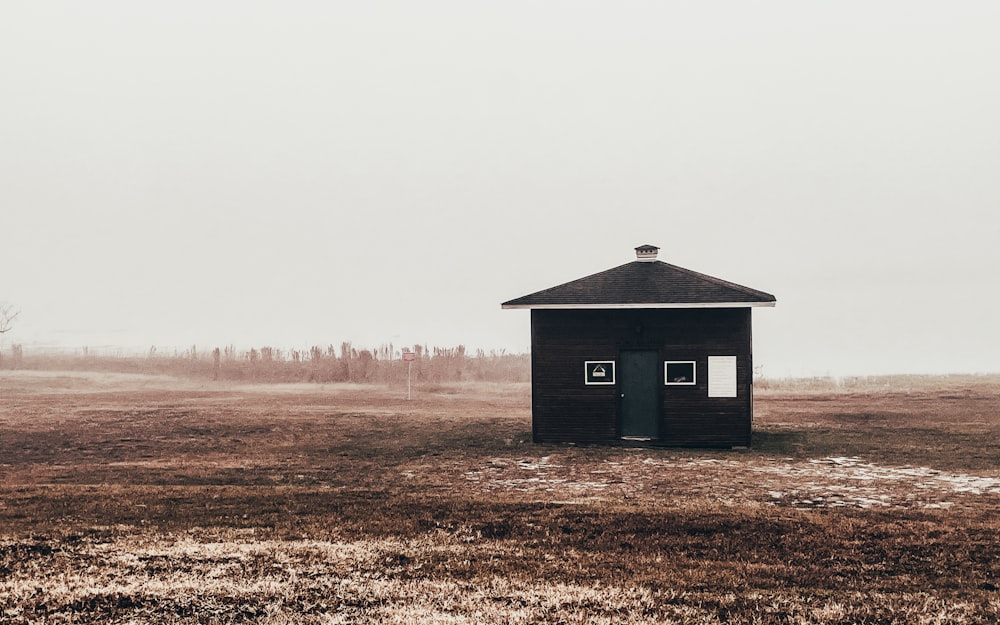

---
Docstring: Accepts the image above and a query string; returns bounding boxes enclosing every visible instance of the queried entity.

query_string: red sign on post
[402,351,416,362]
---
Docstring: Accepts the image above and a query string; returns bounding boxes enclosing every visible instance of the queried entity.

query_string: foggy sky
[2,1,999,377]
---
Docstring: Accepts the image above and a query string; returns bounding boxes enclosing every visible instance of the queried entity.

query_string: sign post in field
[402,349,416,400]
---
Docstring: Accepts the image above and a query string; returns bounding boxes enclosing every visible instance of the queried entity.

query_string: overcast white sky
[2,1,999,377]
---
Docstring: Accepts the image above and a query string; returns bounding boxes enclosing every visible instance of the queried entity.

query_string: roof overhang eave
[501,301,777,310]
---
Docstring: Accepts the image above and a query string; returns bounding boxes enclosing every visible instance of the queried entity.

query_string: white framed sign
[664,361,696,385]
[708,356,737,398]
[584,361,615,385]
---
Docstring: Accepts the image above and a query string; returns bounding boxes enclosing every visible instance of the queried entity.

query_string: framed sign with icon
[584,361,615,385]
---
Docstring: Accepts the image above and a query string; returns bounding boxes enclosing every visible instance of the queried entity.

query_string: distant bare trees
[0,302,19,337]
[0,302,21,367]
[11,342,530,384]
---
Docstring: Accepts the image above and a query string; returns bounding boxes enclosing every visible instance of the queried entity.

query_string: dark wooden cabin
[502,245,776,448]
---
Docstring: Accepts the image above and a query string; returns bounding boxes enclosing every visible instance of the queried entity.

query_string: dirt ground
[2,370,999,623]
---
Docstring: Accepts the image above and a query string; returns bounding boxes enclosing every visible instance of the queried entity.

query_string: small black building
[502,245,776,448]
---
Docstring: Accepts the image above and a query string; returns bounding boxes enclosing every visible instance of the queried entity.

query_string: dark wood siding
[531,308,752,448]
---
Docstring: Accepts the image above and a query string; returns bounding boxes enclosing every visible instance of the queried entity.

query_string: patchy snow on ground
[464,455,1000,510]
[750,456,1000,510]
[464,456,613,495]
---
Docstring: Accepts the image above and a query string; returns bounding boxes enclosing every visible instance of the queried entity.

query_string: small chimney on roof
[635,244,659,262]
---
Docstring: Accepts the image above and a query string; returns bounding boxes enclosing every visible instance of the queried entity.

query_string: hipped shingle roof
[502,260,776,309]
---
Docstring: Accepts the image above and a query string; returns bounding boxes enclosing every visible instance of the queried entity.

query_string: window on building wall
[664,361,696,385]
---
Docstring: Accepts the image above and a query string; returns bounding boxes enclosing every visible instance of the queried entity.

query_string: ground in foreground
[1,371,999,623]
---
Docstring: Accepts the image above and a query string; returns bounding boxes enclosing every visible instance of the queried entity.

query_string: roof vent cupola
[635,244,659,262]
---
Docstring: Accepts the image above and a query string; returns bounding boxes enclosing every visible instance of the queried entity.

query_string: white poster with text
[708,356,737,398]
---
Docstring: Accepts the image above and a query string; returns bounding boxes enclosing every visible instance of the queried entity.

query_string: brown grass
[2,371,1000,623]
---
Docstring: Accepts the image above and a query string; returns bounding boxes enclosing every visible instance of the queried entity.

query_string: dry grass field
[2,370,999,623]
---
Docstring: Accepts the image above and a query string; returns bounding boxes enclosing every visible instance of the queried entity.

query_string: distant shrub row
[1,342,530,385]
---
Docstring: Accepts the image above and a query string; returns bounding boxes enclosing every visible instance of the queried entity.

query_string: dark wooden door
[620,350,659,439]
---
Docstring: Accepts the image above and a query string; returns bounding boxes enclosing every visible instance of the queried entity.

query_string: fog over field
[2,2,999,377]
